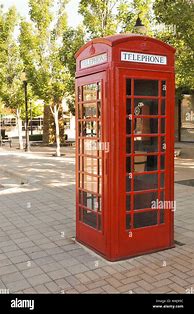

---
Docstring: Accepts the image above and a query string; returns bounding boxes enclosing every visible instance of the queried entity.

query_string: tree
[79,0,120,38]
[79,0,153,37]
[61,26,85,115]
[117,0,153,34]
[0,6,25,149]
[19,0,70,156]
[154,0,194,93]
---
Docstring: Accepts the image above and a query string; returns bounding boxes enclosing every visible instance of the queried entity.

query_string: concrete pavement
[0,144,194,294]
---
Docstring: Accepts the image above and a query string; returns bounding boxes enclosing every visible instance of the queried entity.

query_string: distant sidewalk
[0,145,75,186]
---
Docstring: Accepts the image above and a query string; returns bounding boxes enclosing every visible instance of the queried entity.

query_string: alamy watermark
[151,199,176,212]
[85,141,109,153]
[152,23,177,35]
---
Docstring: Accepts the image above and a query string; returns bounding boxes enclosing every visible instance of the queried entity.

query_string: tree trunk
[43,103,64,144]
[16,108,24,150]
[50,104,61,157]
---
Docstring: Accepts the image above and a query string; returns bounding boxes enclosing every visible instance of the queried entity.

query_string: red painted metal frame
[75,35,175,261]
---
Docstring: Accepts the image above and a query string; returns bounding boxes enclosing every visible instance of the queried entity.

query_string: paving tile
[65,275,81,287]
[48,269,70,280]
[1,146,194,295]
[87,280,107,290]
[75,273,91,284]
[153,279,173,288]
[105,277,123,288]
[44,281,61,293]
[6,279,32,293]
[122,275,142,285]
[40,262,62,273]
[54,278,72,290]
[66,264,89,275]
[136,280,154,291]
[102,285,119,294]
[0,265,18,276]
[22,267,44,278]
[1,272,25,284]
[27,274,51,286]
[117,283,138,293]
[34,285,50,293]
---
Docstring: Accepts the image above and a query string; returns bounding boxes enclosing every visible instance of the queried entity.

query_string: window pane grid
[77,82,103,232]
[125,78,166,230]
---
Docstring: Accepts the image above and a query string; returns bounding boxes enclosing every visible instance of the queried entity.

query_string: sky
[0,0,82,28]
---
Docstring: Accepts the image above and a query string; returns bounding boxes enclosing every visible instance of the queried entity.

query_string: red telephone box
[75,34,175,261]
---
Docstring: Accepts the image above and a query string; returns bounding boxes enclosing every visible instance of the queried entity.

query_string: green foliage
[29,134,43,141]
[79,0,120,37]
[79,0,153,37]
[0,6,25,113]
[1,0,194,120]
[19,0,71,106]
[61,26,85,114]
[117,0,153,34]
[154,0,194,91]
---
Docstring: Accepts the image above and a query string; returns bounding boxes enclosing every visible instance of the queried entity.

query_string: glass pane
[83,210,97,228]
[133,155,158,172]
[97,101,101,118]
[78,122,82,136]
[134,173,158,191]
[79,173,83,188]
[126,118,132,134]
[126,79,131,96]
[79,190,82,204]
[161,81,166,97]
[126,98,131,114]
[134,192,158,210]
[134,155,147,172]
[161,137,166,152]
[126,157,131,173]
[83,103,97,119]
[82,121,97,137]
[134,136,158,153]
[134,80,158,96]
[161,118,166,134]
[134,211,158,228]
[83,84,97,101]
[126,214,131,229]
[161,99,165,115]
[146,155,158,171]
[83,157,102,175]
[126,137,131,154]
[78,104,82,118]
[83,139,101,156]
[84,175,101,194]
[126,175,131,192]
[79,139,83,154]
[134,99,158,116]
[82,192,101,211]
[78,156,82,172]
[134,118,158,134]
[97,82,101,100]
[126,195,131,211]
[160,155,165,170]
[160,173,165,188]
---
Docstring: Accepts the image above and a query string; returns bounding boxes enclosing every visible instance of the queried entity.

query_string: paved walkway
[0,144,194,294]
